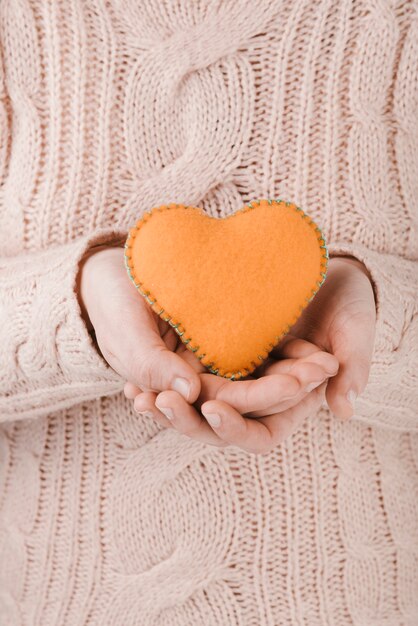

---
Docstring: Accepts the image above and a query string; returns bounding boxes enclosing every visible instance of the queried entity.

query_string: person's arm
[0,230,127,422]
[328,241,418,432]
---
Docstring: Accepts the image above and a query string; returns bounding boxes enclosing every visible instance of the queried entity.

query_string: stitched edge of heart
[124,198,328,380]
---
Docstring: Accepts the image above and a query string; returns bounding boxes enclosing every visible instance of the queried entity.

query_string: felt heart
[124,199,328,380]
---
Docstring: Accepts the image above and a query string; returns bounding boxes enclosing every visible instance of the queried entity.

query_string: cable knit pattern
[0,1,417,624]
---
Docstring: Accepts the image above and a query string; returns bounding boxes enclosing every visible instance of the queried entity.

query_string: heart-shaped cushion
[124,198,328,380]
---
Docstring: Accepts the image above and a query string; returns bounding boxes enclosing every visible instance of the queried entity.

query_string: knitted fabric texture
[0,1,417,625]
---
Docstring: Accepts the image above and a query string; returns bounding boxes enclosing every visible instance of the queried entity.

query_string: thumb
[127,306,201,403]
[325,309,376,420]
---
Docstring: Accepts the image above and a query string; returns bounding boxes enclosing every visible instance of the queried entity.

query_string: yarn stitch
[0,1,417,624]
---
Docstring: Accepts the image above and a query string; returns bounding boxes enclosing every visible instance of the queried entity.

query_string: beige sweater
[0,1,417,624]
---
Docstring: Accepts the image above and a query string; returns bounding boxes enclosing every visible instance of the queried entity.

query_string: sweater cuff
[0,229,127,421]
[327,241,418,432]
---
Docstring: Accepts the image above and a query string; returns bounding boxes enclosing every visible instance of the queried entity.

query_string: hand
[79,246,337,454]
[126,338,339,454]
[281,255,377,420]
[124,254,374,450]
[78,246,203,402]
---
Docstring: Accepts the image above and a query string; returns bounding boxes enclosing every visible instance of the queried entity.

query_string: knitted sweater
[0,1,417,625]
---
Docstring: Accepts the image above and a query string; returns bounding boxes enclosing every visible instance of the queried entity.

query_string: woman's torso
[1,1,417,624]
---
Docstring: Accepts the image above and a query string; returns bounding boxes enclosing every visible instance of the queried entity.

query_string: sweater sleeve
[327,241,418,433]
[0,229,126,422]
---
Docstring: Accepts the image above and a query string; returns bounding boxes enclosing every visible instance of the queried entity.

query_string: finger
[267,332,311,357]
[326,354,372,420]
[300,350,339,376]
[200,383,326,455]
[276,336,323,359]
[326,310,376,420]
[246,361,328,417]
[214,374,301,415]
[254,337,335,378]
[154,390,228,447]
[256,381,326,446]
[264,359,331,388]
[194,353,336,420]
[201,399,275,454]
[124,381,142,400]
[159,322,179,352]
[215,360,331,419]
[133,391,174,429]
[174,341,207,374]
[124,300,201,403]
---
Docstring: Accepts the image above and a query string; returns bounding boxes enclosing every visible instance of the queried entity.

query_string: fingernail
[172,377,191,401]
[305,379,325,393]
[347,390,357,411]
[156,405,174,420]
[135,409,154,419]
[205,413,221,428]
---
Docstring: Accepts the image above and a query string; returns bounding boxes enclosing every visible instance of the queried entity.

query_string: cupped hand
[78,246,203,402]
[278,255,377,420]
[124,254,375,451]
[79,246,337,453]
[126,338,339,453]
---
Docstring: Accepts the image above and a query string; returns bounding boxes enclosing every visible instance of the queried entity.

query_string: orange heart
[124,199,328,380]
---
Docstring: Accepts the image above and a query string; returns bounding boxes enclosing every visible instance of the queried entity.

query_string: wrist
[329,255,377,313]
[329,255,372,282]
[77,244,124,332]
